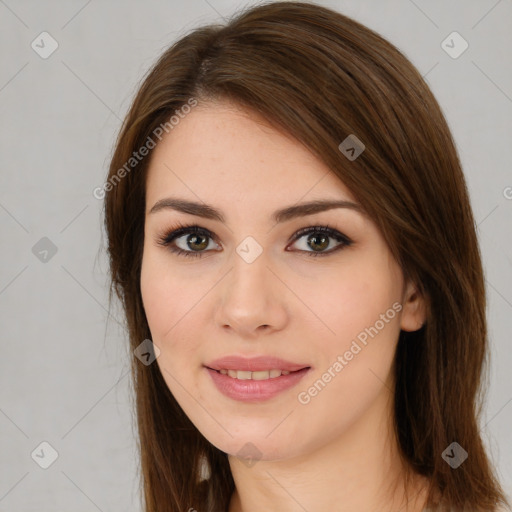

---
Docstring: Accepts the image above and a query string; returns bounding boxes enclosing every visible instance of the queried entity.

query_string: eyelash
[155,222,353,259]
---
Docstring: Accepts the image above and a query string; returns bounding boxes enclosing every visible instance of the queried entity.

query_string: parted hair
[103,2,510,511]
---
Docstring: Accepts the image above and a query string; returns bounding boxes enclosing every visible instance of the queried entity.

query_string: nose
[214,248,289,339]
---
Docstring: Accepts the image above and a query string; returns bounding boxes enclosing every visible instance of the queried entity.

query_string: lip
[205,355,310,373]
[205,367,311,402]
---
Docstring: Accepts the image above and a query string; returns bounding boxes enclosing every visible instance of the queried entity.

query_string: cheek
[296,261,401,412]
[140,259,196,398]
[141,250,198,340]
[140,249,214,384]
[293,260,401,350]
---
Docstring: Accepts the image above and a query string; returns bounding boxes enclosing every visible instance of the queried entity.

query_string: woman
[102,1,510,511]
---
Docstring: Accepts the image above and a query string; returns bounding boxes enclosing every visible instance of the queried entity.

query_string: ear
[400,279,427,332]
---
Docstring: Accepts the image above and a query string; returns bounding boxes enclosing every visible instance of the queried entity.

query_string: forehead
[145,101,358,214]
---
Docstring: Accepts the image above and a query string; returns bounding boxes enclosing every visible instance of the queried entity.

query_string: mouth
[205,367,310,381]
[205,354,311,373]
[204,365,312,402]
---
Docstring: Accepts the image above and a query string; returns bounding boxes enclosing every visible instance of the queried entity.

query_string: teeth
[219,369,292,380]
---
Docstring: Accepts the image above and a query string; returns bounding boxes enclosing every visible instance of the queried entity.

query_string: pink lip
[205,355,310,373]
[205,367,311,402]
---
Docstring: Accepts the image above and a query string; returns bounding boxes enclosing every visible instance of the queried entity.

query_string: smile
[215,369,293,380]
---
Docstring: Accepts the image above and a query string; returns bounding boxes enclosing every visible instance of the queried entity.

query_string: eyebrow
[149,197,367,224]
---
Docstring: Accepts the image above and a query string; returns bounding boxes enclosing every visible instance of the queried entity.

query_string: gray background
[0,0,511,510]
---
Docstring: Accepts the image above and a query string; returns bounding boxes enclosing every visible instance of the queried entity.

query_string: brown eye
[157,223,352,259]
[184,233,209,251]
[306,233,329,251]
[288,225,352,257]
[157,224,219,258]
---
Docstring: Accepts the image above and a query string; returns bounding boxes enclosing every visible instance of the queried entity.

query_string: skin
[140,99,429,512]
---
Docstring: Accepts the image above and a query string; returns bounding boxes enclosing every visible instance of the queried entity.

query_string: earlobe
[400,281,427,332]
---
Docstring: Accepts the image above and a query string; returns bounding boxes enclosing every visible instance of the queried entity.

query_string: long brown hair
[102,2,510,510]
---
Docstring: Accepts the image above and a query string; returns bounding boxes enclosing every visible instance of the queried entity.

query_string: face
[140,100,425,462]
